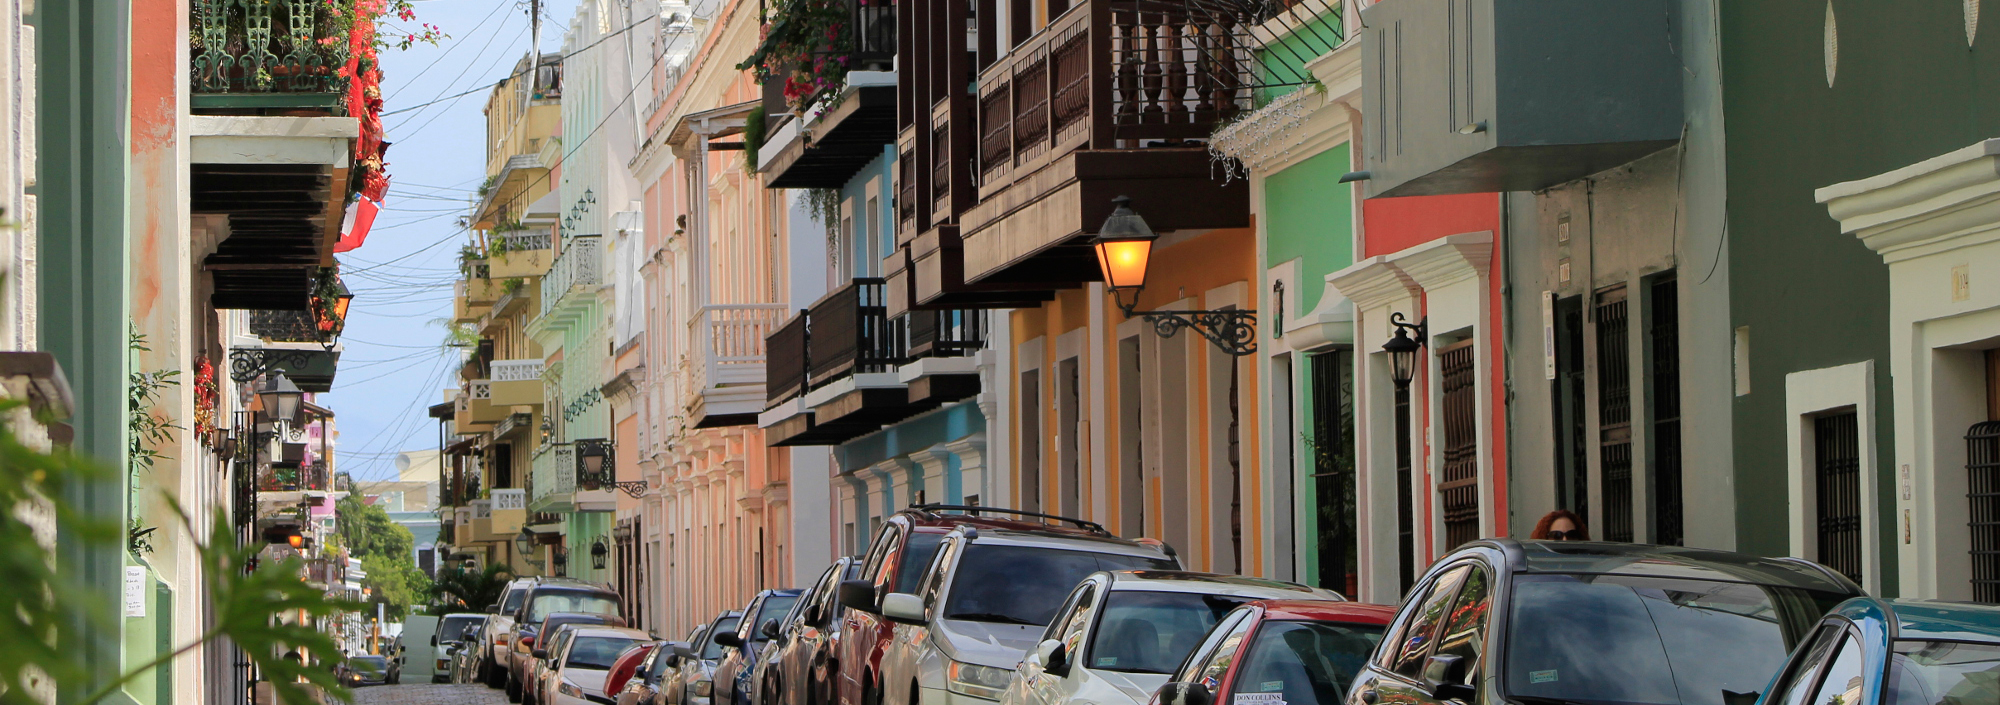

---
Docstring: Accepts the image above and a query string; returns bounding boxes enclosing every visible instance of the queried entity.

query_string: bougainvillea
[737,0,869,112]
[193,355,220,447]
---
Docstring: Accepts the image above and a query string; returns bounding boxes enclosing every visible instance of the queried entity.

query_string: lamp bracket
[1390,311,1428,345]
[601,480,650,498]
[1127,307,1259,357]
[228,348,319,384]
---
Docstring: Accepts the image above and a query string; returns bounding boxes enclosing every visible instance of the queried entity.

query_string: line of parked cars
[431,504,2000,705]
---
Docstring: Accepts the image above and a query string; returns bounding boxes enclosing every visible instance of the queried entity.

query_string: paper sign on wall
[124,566,147,618]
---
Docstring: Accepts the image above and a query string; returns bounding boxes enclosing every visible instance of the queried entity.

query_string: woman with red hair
[1530,510,1588,541]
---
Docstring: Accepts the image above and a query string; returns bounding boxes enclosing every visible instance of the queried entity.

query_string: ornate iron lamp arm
[228,348,320,384]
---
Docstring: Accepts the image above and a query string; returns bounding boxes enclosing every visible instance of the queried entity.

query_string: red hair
[1531,510,1589,540]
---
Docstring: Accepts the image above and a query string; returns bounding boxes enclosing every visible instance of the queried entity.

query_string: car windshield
[529,591,621,623]
[1505,574,1848,705]
[943,545,1178,626]
[1886,640,2000,705]
[567,637,642,670]
[1229,621,1385,705]
[503,587,530,616]
[351,657,388,674]
[1086,591,1255,674]
[440,616,481,642]
[751,596,800,642]
[700,617,742,660]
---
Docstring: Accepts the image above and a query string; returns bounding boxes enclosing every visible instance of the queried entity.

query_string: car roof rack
[908,503,1111,535]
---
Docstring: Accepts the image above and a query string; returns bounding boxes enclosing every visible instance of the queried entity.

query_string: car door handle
[1359,689,1378,705]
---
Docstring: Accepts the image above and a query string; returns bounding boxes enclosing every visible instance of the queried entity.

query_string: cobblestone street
[350,683,507,705]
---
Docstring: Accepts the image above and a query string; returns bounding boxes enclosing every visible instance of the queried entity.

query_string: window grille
[1439,340,1479,550]
[1815,411,1862,584]
[1968,420,2000,601]
[1649,278,1684,545]
[1597,287,1633,542]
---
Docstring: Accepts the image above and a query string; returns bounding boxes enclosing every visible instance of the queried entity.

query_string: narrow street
[350,684,508,705]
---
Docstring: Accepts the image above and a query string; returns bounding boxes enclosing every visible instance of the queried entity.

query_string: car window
[867,528,905,592]
[700,616,742,660]
[1806,633,1864,705]
[529,591,621,623]
[1504,573,1850,705]
[940,546,1177,626]
[1087,591,1252,675]
[1189,610,1256,692]
[1226,621,1386,705]
[1042,583,1095,642]
[1886,640,2000,705]
[893,532,946,595]
[1173,608,1252,683]
[860,524,899,586]
[1430,567,1491,681]
[1389,565,1471,677]
[569,637,643,670]
[1054,584,1099,655]
[1776,626,1846,705]
[747,595,801,642]
[917,539,961,603]
[503,586,531,616]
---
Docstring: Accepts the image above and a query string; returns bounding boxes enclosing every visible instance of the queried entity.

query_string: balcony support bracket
[229,347,322,384]
[1132,309,1259,357]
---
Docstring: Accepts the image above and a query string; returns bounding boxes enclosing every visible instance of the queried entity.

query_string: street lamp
[540,417,554,446]
[258,374,305,426]
[574,438,646,497]
[1089,196,1258,356]
[514,527,535,557]
[591,537,608,570]
[1382,312,1427,389]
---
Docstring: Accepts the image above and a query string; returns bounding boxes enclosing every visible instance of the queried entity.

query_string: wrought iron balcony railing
[191,0,354,102]
[249,309,322,343]
[541,236,602,315]
[907,308,986,358]
[807,278,903,387]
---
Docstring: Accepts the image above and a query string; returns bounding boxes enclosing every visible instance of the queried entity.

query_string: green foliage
[128,325,180,556]
[429,562,514,613]
[743,104,767,171]
[0,401,357,705]
[477,174,500,198]
[336,496,430,619]
[804,188,842,227]
[737,0,855,111]
[501,277,526,296]
[433,318,481,352]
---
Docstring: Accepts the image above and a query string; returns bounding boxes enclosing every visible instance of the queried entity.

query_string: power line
[379,13,656,118]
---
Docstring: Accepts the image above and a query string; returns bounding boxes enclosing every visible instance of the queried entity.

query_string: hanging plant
[193,355,220,447]
[737,0,864,112]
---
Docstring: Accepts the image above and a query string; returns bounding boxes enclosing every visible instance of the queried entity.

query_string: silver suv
[482,578,542,687]
[874,524,1179,705]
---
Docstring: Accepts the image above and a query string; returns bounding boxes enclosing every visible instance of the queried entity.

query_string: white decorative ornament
[1825,1,1839,87]
[1969,0,1981,47]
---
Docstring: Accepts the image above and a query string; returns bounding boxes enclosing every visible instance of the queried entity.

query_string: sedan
[1004,571,1352,705]
[1756,597,2000,705]
[1344,540,1862,705]
[547,626,652,705]
[1151,600,1392,705]
[342,655,398,687]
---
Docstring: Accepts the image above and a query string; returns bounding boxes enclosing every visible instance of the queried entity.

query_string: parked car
[840,506,1117,705]
[1755,597,2000,705]
[617,642,675,705]
[457,622,491,684]
[660,625,713,705]
[546,626,652,705]
[1000,571,1350,705]
[666,611,743,705]
[435,613,491,682]
[606,642,661,699]
[485,578,543,687]
[341,654,398,687]
[533,625,589,705]
[526,614,633,705]
[760,557,863,705]
[713,589,805,705]
[510,580,625,701]
[1148,600,1395,705]
[1345,540,1863,705]
[870,519,1182,705]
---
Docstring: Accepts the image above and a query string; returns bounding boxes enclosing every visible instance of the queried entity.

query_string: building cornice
[1326,256,1418,310]
[1392,231,1494,291]
[1818,138,2000,263]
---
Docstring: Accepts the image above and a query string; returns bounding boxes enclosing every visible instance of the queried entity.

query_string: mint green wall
[1264,144,1353,314]
[1255,11,1344,104]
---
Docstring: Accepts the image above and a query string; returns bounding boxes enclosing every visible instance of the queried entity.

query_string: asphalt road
[349,682,508,705]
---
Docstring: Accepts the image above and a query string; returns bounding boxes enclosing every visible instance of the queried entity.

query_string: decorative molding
[1391,231,1495,291]
[1325,256,1419,310]
[1825,1,1839,88]
[1816,138,2000,262]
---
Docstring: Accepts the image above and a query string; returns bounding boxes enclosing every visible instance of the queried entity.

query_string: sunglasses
[1545,529,1584,541]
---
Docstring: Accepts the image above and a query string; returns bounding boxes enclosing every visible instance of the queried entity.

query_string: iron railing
[1816,411,1863,584]
[1649,278,1684,546]
[541,236,602,315]
[1596,287,1633,543]
[1969,421,2000,602]
[906,309,986,358]
[191,0,352,98]
[1439,340,1478,551]
[249,309,322,343]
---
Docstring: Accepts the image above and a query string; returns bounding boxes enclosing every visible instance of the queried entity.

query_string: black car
[711,589,803,705]
[1342,540,1864,705]
[343,655,399,687]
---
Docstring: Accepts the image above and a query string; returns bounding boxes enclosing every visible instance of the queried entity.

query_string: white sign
[1542,291,1557,381]
[124,566,147,618]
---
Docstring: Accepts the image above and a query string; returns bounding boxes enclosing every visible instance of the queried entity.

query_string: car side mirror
[431,635,438,647]
[838,580,879,614]
[879,593,926,626]
[1421,654,1474,702]
[713,631,743,649]
[533,647,548,659]
[671,642,695,660]
[488,604,501,614]
[1159,682,1212,705]
[759,619,782,640]
[1035,639,1069,678]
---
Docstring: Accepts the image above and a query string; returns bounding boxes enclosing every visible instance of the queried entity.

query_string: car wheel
[508,674,523,703]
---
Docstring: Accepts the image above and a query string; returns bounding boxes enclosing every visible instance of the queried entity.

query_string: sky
[325,0,580,482]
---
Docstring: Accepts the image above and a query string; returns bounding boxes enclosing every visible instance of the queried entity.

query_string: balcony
[1359,0,1682,197]
[190,0,354,113]
[540,236,602,317]
[489,359,546,406]
[529,444,576,513]
[683,303,790,428]
[465,380,511,424]
[902,309,984,406]
[486,229,556,278]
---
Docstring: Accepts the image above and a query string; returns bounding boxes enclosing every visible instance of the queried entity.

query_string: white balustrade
[491,359,545,382]
[684,304,788,397]
[540,236,603,316]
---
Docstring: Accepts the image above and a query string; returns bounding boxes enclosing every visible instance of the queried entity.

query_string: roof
[1252,600,1399,625]
[1477,539,1860,595]
[1837,598,2000,643]
[960,526,1173,560]
[1106,571,1344,600]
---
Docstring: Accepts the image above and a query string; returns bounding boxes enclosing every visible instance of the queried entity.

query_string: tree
[335,495,429,619]
[429,562,514,613]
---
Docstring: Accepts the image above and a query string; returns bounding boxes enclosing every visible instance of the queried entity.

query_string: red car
[1153,601,1396,705]
[835,505,1138,705]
